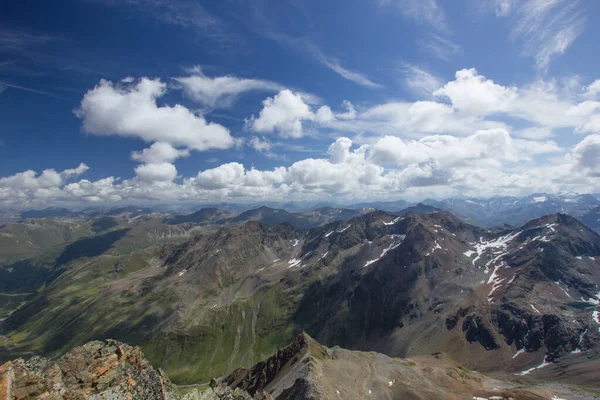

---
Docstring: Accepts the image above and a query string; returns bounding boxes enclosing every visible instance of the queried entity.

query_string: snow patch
[512,348,525,359]
[530,304,541,314]
[515,356,552,375]
[487,262,507,302]
[593,310,600,325]
[572,329,587,354]
[463,250,475,257]
[363,236,405,268]
[288,258,302,268]
[293,239,299,247]
[319,251,329,261]
[178,269,187,276]
[364,258,379,268]
[471,231,521,267]
[383,217,401,226]
[532,196,547,203]
[326,225,351,237]
[554,281,571,298]
[381,237,404,257]
[581,291,600,305]
[338,225,351,233]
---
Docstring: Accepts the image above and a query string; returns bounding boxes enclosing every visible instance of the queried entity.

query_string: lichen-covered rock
[0,339,180,399]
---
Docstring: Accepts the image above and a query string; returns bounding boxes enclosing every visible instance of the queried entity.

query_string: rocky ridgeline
[0,339,181,400]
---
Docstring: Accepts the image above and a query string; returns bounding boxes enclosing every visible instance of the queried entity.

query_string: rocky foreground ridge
[1,334,598,400]
[0,339,179,400]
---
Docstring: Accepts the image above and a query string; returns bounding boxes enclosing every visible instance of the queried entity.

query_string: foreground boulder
[0,339,179,399]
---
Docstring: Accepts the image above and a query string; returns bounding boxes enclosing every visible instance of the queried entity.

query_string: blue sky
[1,0,600,208]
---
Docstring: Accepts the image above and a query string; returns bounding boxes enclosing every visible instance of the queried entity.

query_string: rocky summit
[0,339,179,399]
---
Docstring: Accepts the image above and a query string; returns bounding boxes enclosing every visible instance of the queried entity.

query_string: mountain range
[1,207,599,396]
[5,192,600,232]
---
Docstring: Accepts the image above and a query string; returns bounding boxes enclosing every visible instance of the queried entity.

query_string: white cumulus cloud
[131,142,190,164]
[75,77,234,151]
[134,162,178,182]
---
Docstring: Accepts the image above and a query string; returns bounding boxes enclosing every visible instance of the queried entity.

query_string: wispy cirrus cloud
[88,0,240,48]
[483,0,586,71]
[380,1,461,61]
[89,0,217,30]
[315,53,383,89]
[270,34,382,89]
[399,63,444,97]
[0,24,124,79]
[0,25,57,52]
[0,80,74,101]
[418,33,462,61]
[380,0,447,31]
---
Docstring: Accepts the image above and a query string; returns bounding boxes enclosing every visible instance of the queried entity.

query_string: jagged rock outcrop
[0,339,179,399]
[221,332,324,399]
